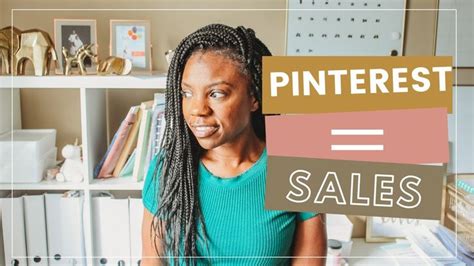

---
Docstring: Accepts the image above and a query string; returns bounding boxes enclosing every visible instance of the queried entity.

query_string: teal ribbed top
[142,148,317,265]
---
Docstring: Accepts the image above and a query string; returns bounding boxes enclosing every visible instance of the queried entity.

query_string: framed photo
[366,216,439,242]
[54,19,97,74]
[110,20,152,72]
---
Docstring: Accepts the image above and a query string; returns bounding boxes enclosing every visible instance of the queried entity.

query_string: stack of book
[442,173,474,263]
[94,93,166,182]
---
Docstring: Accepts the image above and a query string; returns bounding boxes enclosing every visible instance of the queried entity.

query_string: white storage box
[326,214,353,242]
[326,214,354,258]
[0,129,57,183]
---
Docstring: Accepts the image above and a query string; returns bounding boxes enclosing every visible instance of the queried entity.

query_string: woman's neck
[201,128,265,177]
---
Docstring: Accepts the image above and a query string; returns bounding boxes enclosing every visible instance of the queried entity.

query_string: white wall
[448,87,474,173]
[0,89,21,135]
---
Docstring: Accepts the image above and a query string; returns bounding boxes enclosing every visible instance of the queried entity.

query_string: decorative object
[286,0,406,56]
[0,26,21,75]
[0,129,57,183]
[110,20,151,72]
[54,19,97,74]
[97,56,132,75]
[165,49,174,66]
[15,29,58,76]
[62,44,98,75]
[56,139,84,183]
[366,216,439,242]
[45,167,60,181]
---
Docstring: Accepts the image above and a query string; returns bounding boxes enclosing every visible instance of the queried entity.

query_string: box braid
[149,24,271,265]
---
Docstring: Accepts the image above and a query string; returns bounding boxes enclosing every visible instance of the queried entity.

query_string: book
[433,224,474,264]
[94,129,118,178]
[97,106,139,178]
[155,111,166,156]
[150,93,167,159]
[112,105,142,177]
[144,99,165,174]
[119,148,136,178]
[132,101,153,182]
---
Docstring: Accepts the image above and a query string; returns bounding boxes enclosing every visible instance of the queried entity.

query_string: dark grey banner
[265,156,445,219]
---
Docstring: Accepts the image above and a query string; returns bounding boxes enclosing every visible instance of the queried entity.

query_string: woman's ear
[250,92,259,112]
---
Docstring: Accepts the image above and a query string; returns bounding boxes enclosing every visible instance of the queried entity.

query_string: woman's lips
[192,125,219,138]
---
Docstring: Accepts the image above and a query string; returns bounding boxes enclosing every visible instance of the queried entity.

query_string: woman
[142,24,327,265]
[68,30,83,55]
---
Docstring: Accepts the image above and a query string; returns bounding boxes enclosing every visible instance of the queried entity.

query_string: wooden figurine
[62,43,97,75]
[97,56,132,75]
[15,29,57,76]
[0,26,21,75]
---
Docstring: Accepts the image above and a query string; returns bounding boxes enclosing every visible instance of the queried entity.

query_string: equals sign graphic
[331,129,384,151]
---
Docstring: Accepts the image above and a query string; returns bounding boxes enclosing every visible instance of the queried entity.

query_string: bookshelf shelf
[0,73,167,89]
[0,179,145,191]
[0,180,86,190]
[0,73,167,191]
[89,177,144,191]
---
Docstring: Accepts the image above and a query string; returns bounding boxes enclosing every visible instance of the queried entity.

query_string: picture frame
[110,20,152,72]
[366,216,439,242]
[54,19,97,74]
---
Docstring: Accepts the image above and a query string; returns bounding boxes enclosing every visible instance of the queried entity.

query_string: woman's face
[181,51,259,150]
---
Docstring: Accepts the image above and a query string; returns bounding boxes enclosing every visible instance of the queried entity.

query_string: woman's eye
[181,90,192,98]
[210,91,225,99]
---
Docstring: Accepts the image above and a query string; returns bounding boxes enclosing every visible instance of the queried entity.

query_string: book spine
[132,108,153,182]
[112,106,141,177]
[97,109,137,178]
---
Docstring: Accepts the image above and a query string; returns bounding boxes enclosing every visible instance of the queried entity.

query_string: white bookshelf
[0,180,87,191]
[0,73,167,89]
[0,73,167,266]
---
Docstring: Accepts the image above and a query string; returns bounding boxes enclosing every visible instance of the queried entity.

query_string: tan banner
[262,56,452,114]
[265,156,445,219]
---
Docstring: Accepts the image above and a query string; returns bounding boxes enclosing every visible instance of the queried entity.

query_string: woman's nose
[189,98,211,116]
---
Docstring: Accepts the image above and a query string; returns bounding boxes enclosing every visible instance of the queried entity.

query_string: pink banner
[265,108,449,164]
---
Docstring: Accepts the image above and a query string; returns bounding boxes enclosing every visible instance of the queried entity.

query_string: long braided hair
[150,24,271,265]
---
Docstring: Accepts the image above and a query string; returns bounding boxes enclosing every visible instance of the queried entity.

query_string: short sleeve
[142,155,161,214]
[296,212,319,222]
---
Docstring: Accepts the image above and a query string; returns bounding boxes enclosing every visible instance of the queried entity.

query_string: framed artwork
[110,20,152,72]
[366,216,439,242]
[286,0,407,56]
[54,19,97,74]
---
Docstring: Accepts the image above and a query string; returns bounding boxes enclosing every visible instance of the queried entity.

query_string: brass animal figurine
[62,44,98,75]
[15,29,57,76]
[0,26,21,75]
[97,56,132,75]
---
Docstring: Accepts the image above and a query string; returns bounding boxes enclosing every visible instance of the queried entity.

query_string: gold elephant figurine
[62,44,98,75]
[97,56,132,75]
[15,29,58,76]
[0,26,21,75]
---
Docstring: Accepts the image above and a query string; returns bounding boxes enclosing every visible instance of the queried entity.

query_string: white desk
[348,238,425,265]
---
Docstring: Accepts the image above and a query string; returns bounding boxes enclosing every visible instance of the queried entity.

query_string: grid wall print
[286,0,406,56]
